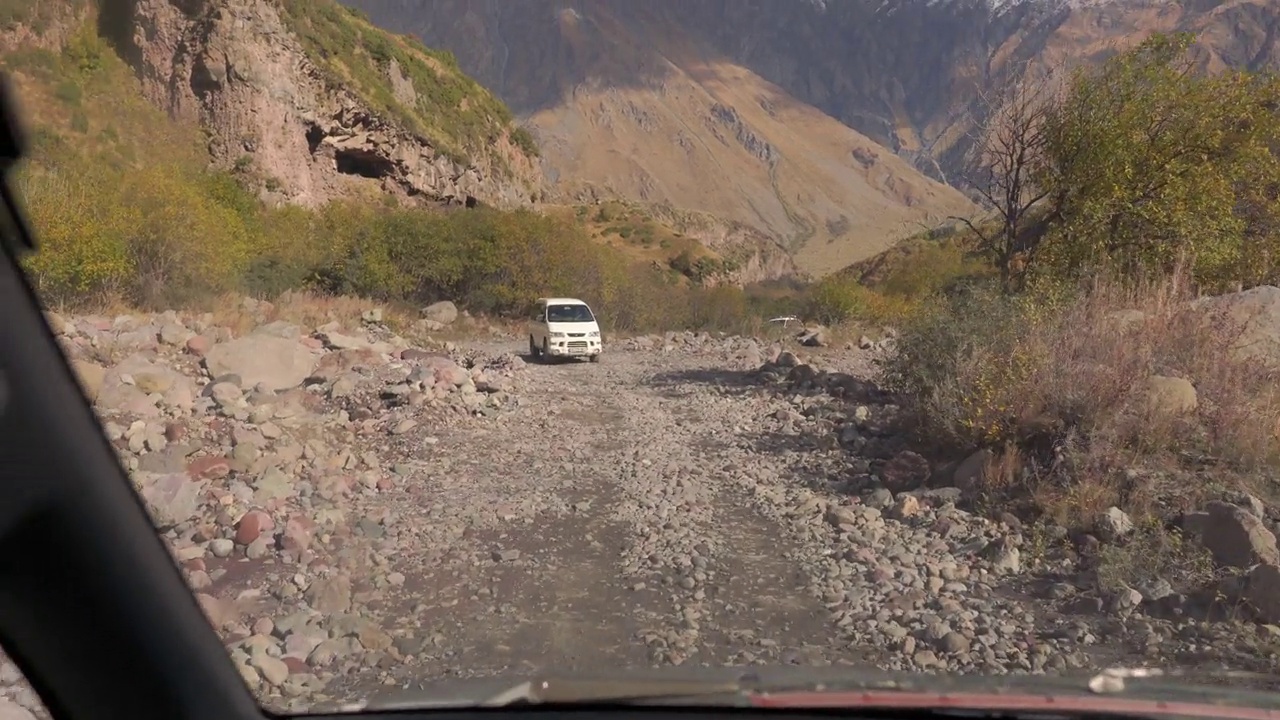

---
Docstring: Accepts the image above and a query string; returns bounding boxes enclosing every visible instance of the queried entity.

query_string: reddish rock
[235,509,274,545]
[185,335,211,356]
[282,656,309,675]
[881,451,931,492]
[164,422,187,442]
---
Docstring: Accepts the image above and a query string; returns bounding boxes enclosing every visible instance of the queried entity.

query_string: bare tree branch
[954,59,1069,291]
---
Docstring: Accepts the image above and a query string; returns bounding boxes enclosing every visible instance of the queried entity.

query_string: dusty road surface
[324,340,892,688]
[1,315,1277,720]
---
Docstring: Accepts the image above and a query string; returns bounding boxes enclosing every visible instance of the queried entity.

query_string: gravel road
[303,337,1077,705]
[331,343,888,687]
[2,315,1276,720]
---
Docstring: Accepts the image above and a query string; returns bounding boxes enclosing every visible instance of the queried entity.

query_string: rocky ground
[1,300,1279,718]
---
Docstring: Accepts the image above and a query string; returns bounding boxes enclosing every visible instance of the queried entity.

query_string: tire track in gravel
[600,352,885,669]
[359,357,654,685]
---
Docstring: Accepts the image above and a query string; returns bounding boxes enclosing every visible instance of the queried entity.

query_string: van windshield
[547,303,595,322]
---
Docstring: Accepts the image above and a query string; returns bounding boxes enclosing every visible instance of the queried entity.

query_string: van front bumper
[545,339,603,357]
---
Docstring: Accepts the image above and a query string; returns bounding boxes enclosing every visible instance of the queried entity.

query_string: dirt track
[294,337,1084,706]
[3,324,1274,720]
[325,343,888,692]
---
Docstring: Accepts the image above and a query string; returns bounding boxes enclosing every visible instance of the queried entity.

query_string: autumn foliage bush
[882,266,1280,529]
[880,32,1280,531]
[805,275,916,328]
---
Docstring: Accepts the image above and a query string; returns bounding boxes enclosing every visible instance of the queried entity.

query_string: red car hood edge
[747,690,1280,720]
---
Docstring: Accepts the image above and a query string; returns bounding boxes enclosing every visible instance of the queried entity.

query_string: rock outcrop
[113,0,544,209]
[643,205,801,286]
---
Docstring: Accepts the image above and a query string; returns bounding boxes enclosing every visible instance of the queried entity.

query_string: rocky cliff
[42,0,544,208]
[344,0,1280,228]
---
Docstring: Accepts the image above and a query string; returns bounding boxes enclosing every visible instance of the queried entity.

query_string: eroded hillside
[554,200,799,287]
[3,0,545,209]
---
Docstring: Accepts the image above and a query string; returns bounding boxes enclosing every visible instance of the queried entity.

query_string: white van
[528,297,603,362]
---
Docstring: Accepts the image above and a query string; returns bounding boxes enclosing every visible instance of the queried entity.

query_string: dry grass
[1092,515,1221,595]
[886,268,1280,529]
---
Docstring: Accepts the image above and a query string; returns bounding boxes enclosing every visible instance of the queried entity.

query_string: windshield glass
[9,3,1280,718]
[547,303,594,323]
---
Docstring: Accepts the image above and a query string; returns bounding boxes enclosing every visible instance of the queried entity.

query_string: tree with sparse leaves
[953,65,1062,291]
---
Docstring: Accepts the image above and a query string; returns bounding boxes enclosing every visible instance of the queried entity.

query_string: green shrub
[17,145,766,335]
[805,275,867,325]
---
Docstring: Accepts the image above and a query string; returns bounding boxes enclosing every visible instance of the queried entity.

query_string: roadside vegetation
[846,33,1280,567]
[570,200,743,285]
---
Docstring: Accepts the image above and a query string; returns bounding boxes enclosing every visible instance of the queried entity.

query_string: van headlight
[550,332,566,338]
[589,331,600,338]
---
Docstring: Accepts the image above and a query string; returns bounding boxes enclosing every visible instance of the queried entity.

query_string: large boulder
[203,333,318,391]
[1187,285,1280,367]
[422,301,459,325]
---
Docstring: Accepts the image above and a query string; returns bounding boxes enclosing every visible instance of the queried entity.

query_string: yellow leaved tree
[1034,32,1280,289]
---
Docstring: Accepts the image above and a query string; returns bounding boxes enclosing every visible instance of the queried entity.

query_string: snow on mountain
[867,0,1120,15]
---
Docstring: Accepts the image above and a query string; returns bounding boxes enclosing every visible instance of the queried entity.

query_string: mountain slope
[344,0,1280,225]
[50,0,546,209]
[346,0,978,276]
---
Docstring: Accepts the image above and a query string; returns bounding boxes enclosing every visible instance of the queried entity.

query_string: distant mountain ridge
[343,0,1280,275]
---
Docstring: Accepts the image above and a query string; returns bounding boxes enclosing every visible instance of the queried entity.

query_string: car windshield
[6,5,1280,720]
[547,303,594,322]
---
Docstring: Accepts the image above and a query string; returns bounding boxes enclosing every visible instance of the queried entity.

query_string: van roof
[539,297,589,306]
